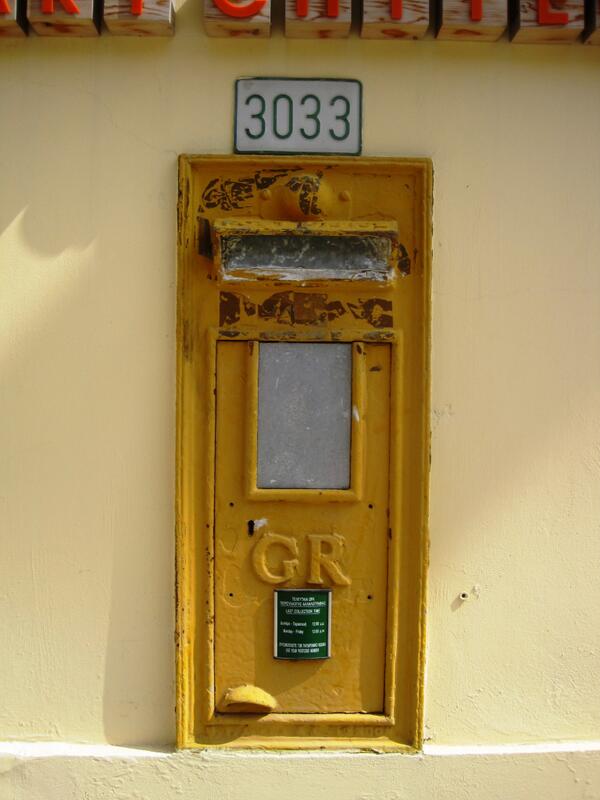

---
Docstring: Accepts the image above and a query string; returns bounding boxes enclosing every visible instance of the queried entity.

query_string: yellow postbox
[176,155,432,750]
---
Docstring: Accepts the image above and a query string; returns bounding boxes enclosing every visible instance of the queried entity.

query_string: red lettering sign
[470,0,483,21]
[537,0,568,24]
[296,0,339,15]
[390,0,402,19]
[41,0,81,12]
[213,0,266,16]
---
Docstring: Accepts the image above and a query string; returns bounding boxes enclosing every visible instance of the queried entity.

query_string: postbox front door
[214,339,391,714]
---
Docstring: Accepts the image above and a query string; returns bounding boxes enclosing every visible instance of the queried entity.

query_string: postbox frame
[176,154,432,751]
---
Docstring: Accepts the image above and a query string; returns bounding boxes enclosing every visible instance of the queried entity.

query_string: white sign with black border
[234,78,362,156]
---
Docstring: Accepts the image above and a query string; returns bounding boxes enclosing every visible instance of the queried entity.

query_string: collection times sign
[0,0,599,41]
[274,590,332,660]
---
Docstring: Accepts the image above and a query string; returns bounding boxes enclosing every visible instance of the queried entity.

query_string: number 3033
[244,92,351,142]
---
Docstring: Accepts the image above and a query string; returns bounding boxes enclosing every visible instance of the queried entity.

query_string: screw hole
[367,594,373,600]
[368,503,374,509]
[228,592,234,598]
[459,592,469,601]
[229,502,234,507]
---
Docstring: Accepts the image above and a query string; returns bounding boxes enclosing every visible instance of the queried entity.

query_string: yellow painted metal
[215,340,389,715]
[217,685,279,713]
[176,155,432,751]
[213,218,399,236]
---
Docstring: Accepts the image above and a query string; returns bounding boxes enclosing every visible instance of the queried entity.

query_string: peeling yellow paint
[176,155,432,750]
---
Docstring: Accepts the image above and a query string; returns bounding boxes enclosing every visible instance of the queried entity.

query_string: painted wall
[1,6,600,796]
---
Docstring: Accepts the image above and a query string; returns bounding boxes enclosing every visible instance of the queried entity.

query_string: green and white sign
[274,589,331,660]
[235,78,362,155]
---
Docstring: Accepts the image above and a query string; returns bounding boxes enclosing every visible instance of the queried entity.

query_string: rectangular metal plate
[257,343,352,490]
[215,340,390,714]
[234,78,362,155]
[274,589,331,660]
[221,234,392,281]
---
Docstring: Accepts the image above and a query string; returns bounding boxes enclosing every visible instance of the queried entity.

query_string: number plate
[235,78,362,155]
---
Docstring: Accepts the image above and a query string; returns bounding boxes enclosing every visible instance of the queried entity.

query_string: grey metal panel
[257,343,352,489]
[221,234,391,281]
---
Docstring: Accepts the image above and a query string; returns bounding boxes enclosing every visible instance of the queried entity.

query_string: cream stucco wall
[1,7,600,797]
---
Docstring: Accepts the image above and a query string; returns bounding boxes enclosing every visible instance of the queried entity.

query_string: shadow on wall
[0,59,178,744]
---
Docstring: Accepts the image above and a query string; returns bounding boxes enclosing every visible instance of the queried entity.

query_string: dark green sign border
[234,78,363,156]
[274,588,332,660]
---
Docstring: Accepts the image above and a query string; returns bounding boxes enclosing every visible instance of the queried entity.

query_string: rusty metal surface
[219,291,394,329]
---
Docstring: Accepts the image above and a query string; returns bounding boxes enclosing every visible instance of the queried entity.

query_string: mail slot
[176,155,432,750]
[213,218,400,282]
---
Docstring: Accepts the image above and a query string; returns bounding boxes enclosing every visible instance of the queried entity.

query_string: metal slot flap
[212,219,399,283]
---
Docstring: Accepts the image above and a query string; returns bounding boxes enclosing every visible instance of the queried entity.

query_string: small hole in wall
[367,594,373,600]
[229,501,234,507]
[247,520,255,536]
[368,503,374,509]
[459,592,469,601]
[229,593,234,598]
